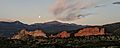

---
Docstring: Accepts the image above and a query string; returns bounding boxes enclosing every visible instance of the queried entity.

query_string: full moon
[39,16,41,18]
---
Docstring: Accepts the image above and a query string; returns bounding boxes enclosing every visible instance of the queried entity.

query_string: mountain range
[0,21,85,37]
[0,21,120,37]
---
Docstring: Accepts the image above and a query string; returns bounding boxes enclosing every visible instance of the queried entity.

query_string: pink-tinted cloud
[0,18,15,22]
[50,0,97,21]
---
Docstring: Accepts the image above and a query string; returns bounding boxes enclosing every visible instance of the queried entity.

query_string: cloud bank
[50,0,98,21]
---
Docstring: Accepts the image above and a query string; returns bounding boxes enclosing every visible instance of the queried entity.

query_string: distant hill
[0,21,28,36]
[103,22,120,35]
[31,21,86,34]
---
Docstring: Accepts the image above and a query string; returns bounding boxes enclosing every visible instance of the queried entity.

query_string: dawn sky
[0,0,120,25]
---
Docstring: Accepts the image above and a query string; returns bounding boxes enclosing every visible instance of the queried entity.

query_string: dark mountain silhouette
[30,21,86,34]
[0,21,85,37]
[103,22,120,35]
[0,21,28,36]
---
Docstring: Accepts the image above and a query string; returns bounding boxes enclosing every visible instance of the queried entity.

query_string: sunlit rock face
[57,31,70,38]
[11,29,28,39]
[11,29,47,39]
[49,31,70,38]
[74,27,105,37]
[28,30,47,37]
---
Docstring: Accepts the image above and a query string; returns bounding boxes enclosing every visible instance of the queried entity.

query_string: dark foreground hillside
[0,35,120,48]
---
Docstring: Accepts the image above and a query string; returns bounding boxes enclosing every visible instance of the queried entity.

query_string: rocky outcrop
[49,31,70,38]
[11,29,27,39]
[27,30,47,37]
[75,27,105,37]
[11,29,47,39]
[57,31,70,38]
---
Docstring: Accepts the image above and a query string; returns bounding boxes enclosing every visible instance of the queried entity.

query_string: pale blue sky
[0,0,120,25]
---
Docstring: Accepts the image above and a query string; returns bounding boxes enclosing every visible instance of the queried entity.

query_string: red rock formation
[75,27,105,37]
[11,29,28,39]
[27,30,47,37]
[57,31,70,38]
[11,29,47,39]
[49,31,70,38]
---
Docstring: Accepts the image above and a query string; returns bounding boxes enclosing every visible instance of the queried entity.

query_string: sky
[0,0,120,25]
